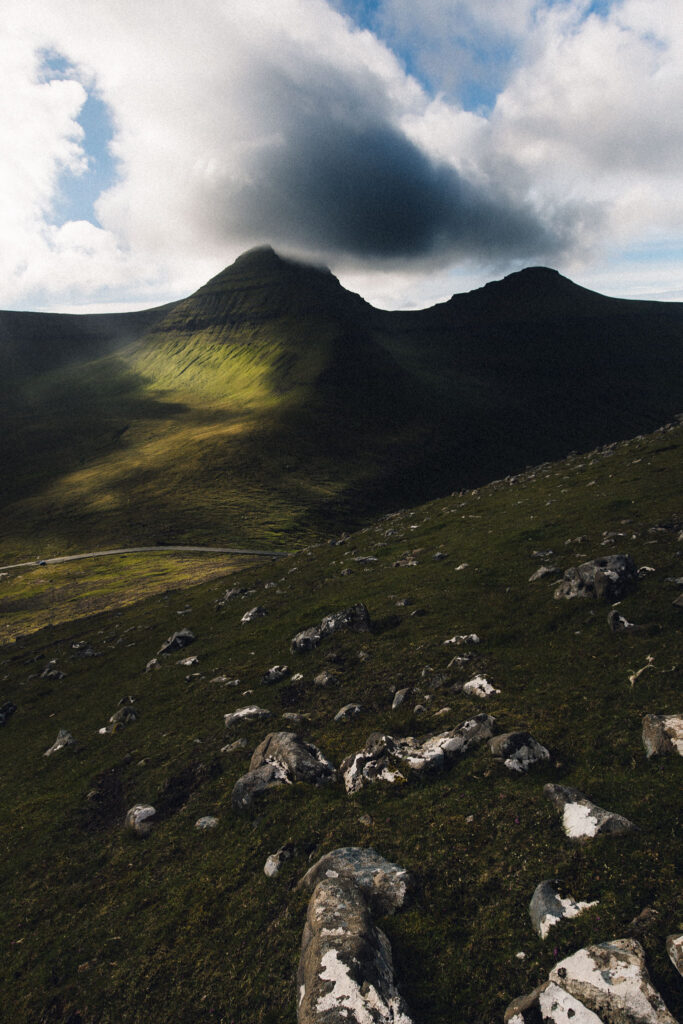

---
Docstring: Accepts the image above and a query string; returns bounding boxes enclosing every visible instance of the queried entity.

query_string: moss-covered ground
[1,419,681,1023]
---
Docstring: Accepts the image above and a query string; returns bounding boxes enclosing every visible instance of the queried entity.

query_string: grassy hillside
[1,418,681,1023]
[1,249,682,564]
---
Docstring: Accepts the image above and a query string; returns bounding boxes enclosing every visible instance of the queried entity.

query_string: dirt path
[0,545,287,572]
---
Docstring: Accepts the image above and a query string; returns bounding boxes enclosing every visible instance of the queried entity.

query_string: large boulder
[341,715,496,794]
[506,939,676,1024]
[544,784,637,841]
[554,555,637,601]
[231,732,335,810]
[642,714,683,757]
[297,876,415,1024]
[291,604,371,653]
[298,848,414,916]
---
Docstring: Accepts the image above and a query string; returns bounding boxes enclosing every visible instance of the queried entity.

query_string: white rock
[463,675,500,698]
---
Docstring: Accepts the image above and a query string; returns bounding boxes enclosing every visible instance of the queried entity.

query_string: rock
[554,554,637,600]
[179,654,199,666]
[532,549,554,559]
[341,715,496,794]
[264,843,294,877]
[642,714,683,757]
[548,938,676,1024]
[157,628,196,655]
[529,566,559,582]
[241,606,267,624]
[261,664,290,685]
[195,815,219,830]
[221,737,247,753]
[391,687,412,710]
[43,729,75,756]
[628,907,660,936]
[314,670,338,688]
[298,847,414,915]
[99,705,137,735]
[334,704,362,721]
[490,732,550,772]
[0,700,17,725]
[145,657,161,672]
[218,586,250,603]
[358,813,374,827]
[232,732,335,810]
[223,705,272,728]
[463,675,500,698]
[543,784,637,840]
[297,875,415,1024]
[529,880,598,939]
[291,603,371,653]
[395,597,414,607]
[282,712,309,726]
[666,934,683,976]
[607,610,634,632]
[443,632,480,645]
[125,804,156,837]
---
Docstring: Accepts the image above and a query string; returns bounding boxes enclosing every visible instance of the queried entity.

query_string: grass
[1,417,681,1023]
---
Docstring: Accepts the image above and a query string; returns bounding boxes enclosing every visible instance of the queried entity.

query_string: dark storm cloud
[215,76,568,264]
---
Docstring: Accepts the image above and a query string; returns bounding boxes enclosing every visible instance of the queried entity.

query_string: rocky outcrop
[506,939,676,1023]
[642,714,683,757]
[232,732,335,810]
[157,628,196,655]
[298,848,414,916]
[490,732,550,772]
[529,880,598,939]
[341,715,496,794]
[544,784,637,840]
[291,604,371,654]
[553,554,637,600]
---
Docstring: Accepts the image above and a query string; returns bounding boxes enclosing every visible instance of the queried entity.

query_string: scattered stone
[0,700,17,725]
[195,816,219,830]
[41,661,66,680]
[217,586,250,607]
[298,847,414,915]
[241,606,267,624]
[642,714,683,757]
[666,934,683,976]
[334,703,362,721]
[223,706,272,728]
[413,704,426,715]
[543,784,636,840]
[393,555,419,567]
[638,566,656,577]
[443,633,480,645]
[434,551,447,561]
[358,813,374,827]
[529,880,598,939]
[454,563,468,571]
[261,665,290,685]
[341,715,496,794]
[463,675,500,698]
[264,843,294,877]
[554,554,637,601]
[395,597,414,607]
[607,610,635,632]
[532,549,554,559]
[145,657,161,672]
[529,566,559,582]
[491,732,550,772]
[125,804,156,837]
[354,555,378,564]
[628,907,660,936]
[179,654,199,666]
[43,729,75,756]
[98,705,137,735]
[282,712,309,726]
[232,732,335,810]
[157,628,196,655]
[291,603,371,654]
[297,874,415,1024]
[291,673,304,682]
[391,687,412,711]
[314,670,338,688]
[221,737,247,753]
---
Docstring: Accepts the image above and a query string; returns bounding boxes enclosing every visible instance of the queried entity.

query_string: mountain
[1,417,681,1023]
[1,247,682,562]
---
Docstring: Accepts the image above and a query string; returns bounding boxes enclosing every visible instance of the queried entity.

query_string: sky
[1,0,682,313]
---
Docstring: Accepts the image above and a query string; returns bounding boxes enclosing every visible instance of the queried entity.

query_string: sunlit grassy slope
[1,248,682,562]
[1,418,681,1024]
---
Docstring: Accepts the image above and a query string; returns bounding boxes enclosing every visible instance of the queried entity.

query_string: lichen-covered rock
[298,847,414,916]
[341,715,496,794]
[490,732,550,772]
[291,604,371,653]
[297,876,414,1024]
[666,934,683,976]
[554,554,637,600]
[223,706,272,728]
[232,732,335,810]
[529,880,598,939]
[463,675,500,698]
[157,628,196,655]
[642,714,683,757]
[544,784,636,840]
[125,804,156,837]
[549,939,676,1023]
[43,728,75,756]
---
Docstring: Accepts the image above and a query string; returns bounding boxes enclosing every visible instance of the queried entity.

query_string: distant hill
[1,247,682,560]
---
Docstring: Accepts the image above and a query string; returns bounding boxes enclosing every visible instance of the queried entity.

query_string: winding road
[0,545,288,572]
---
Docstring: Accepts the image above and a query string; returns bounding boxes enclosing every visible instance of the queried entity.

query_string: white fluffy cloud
[1,0,682,311]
